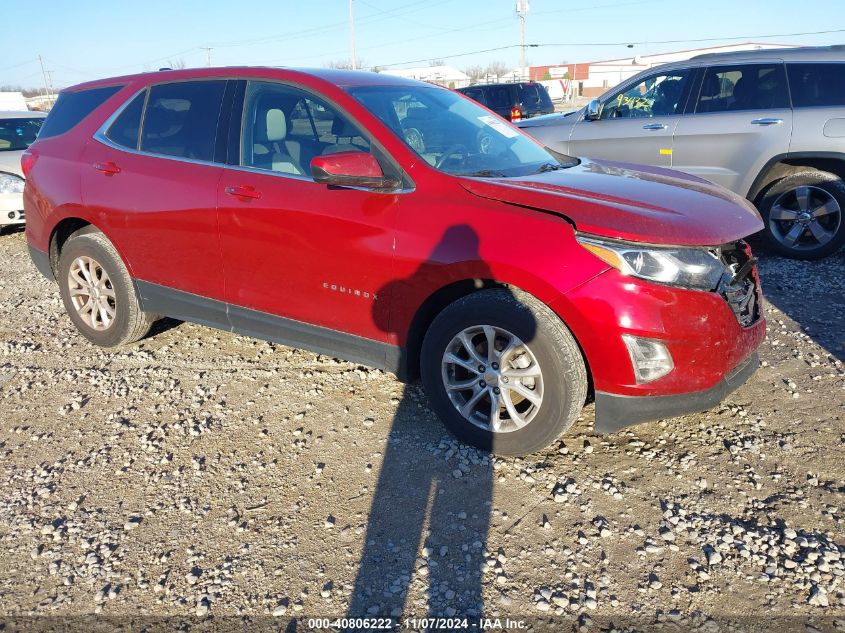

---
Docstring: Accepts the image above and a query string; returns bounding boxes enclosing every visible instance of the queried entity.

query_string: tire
[420,288,588,456]
[57,231,156,347]
[757,170,845,260]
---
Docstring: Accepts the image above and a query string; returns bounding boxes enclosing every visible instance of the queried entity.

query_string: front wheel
[420,289,587,456]
[757,171,845,260]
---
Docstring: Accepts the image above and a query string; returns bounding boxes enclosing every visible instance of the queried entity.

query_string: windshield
[348,85,576,177]
[0,117,43,152]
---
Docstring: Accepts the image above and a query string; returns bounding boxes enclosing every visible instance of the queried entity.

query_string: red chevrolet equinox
[23,68,766,455]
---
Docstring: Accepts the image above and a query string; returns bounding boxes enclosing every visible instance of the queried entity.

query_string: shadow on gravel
[347,226,531,621]
[751,240,845,365]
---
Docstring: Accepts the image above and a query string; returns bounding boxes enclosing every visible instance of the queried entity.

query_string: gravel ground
[0,227,843,632]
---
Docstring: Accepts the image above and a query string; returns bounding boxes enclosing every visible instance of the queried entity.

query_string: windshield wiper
[534,162,563,173]
[455,170,508,178]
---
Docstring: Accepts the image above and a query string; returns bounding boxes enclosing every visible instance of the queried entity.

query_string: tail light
[510,107,523,121]
[21,150,38,178]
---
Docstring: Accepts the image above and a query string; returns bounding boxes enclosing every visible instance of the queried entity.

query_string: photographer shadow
[347,225,531,622]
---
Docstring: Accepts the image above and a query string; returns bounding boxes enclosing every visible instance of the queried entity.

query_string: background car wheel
[420,288,587,456]
[58,231,156,347]
[758,170,845,260]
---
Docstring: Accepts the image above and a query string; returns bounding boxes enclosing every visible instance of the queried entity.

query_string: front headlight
[0,172,25,195]
[577,234,725,291]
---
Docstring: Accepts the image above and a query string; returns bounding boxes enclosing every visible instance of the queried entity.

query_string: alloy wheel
[769,185,842,251]
[441,325,544,433]
[67,255,117,331]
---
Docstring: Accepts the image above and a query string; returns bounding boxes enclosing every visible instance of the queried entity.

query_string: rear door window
[38,85,121,139]
[105,91,146,150]
[787,63,845,107]
[484,86,513,109]
[695,64,788,113]
[140,80,226,162]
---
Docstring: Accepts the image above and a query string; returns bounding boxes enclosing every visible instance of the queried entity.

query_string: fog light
[622,335,674,383]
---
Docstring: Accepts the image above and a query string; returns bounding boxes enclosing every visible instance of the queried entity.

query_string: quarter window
[695,64,788,113]
[241,81,370,177]
[38,85,121,139]
[787,63,845,108]
[601,70,692,119]
[106,91,146,150]
[140,80,226,162]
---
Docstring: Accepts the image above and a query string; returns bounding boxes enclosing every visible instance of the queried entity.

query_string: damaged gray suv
[518,46,845,259]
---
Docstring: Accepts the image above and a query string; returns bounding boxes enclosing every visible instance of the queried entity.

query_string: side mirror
[585,99,602,121]
[310,152,400,190]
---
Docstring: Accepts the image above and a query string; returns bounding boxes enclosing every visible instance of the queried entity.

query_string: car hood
[458,158,763,246]
[0,149,24,178]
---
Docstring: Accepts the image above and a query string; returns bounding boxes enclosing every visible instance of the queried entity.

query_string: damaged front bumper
[593,351,760,433]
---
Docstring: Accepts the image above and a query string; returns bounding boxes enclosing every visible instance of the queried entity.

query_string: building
[530,42,801,98]
[380,65,471,88]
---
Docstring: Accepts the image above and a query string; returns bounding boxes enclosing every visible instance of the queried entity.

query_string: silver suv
[518,46,845,259]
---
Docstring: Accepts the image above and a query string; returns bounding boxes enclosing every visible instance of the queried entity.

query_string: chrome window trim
[92,81,230,169]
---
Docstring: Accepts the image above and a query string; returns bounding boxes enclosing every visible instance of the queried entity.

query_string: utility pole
[348,0,358,70]
[201,47,213,67]
[516,0,529,80]
[38,55,52,105]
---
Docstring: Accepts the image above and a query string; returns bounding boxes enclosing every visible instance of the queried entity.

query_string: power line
[375,28,845,69]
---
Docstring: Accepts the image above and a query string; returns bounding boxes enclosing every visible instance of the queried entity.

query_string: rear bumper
[594,351,759,433]
[28,244,54,281]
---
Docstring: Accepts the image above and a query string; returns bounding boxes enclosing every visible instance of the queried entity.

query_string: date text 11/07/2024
[305,617,529,630]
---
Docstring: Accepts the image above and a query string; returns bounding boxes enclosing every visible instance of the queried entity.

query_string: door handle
[93,161,121,176]
[751,118,783,126]
[225,184,261,200]
[642,123,668,130]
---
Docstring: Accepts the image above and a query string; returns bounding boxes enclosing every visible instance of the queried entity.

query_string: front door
[217,80,400,349]
[568,68,695,167]
[672,62,792,194]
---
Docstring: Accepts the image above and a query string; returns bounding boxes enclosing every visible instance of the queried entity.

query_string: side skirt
[135,280,403,375]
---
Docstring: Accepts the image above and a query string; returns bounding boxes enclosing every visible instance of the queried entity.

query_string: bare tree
[485,61,511,80]
[463,65,485,82]
[428,59,445,67]
[325,59,368,70]
[167,58,187,70]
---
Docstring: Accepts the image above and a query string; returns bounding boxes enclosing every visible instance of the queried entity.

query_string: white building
[531,42,801,98]
[380,65,471,88]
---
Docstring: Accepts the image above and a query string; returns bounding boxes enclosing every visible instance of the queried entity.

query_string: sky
[3,0,845,89]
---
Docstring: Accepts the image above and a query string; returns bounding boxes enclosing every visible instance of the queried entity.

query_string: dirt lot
[0,227,843,632]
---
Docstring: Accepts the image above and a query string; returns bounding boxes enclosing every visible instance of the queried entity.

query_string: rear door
[568,68,695,167]
[786,62,845,156]
[81,80,230,304]
[671,62,792,194]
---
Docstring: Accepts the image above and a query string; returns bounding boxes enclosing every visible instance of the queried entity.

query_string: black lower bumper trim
[594,352,759,433]
[28,245,54,282]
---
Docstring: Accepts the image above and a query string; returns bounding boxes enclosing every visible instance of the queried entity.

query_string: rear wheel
[57,232,156,347]
[758,171,845,259]
[420,289,587,456]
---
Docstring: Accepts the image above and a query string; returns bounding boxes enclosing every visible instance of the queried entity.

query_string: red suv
[23,68,766,455]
